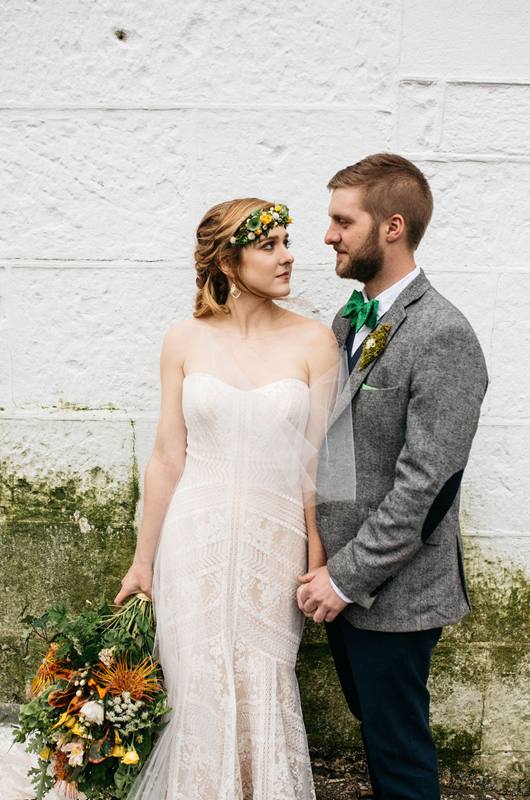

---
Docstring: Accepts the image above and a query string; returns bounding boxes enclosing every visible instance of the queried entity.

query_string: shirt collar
[362,265,421,319]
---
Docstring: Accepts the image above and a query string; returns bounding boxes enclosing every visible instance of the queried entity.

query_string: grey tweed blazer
[316,270,488,632]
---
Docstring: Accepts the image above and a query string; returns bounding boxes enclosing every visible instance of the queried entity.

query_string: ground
[2,707,528,800]
[311,752,530,800]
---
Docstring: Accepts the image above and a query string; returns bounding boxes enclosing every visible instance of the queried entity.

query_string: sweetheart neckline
[183,372,310,393]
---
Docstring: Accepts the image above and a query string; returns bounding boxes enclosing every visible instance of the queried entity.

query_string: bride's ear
[219,256,234,279]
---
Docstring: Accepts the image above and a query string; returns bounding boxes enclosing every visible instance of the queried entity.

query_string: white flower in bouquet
[80,700,105,725]
[61,740,85,767]
[98,646,116,668]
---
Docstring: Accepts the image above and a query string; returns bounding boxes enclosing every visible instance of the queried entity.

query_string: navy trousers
[325,616,442,800]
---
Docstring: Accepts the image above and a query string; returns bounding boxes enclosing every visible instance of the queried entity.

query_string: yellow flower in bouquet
[15,592,169,800]
[121,748,140,764]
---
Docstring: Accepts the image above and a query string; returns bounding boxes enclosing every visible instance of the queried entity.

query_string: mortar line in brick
[390,0,405,150]
[437,643,530,648]
[425,267,530,274]
[462,530,530,538]
[7,411,530,430]
[0,104,395,113]
[435,80,447,150]
[400,76,530,88]
[486,272,503,418]
[0,410,159,422]
[2,259,188,269]
[407,152,530,162]
[476,417,530,425]
[3,262,14,414]
[4,261,530,274]
[190,108,199,225]
[394,80,403,151]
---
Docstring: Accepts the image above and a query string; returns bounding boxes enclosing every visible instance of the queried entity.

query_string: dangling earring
[230,282,241,299]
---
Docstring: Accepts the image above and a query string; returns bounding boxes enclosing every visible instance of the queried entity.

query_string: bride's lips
[276,271,290,279]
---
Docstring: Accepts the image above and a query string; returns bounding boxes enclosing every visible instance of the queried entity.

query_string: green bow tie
[342,290,379,333]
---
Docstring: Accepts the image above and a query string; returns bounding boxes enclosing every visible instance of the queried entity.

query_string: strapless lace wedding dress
[131,372,316,800]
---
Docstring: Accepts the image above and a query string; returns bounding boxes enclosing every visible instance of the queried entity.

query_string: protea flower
[30,643,72,698]
[91,655,160,701]
[51,750,79,799]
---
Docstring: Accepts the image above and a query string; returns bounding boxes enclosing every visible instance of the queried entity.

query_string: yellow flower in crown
[229,203,292,247]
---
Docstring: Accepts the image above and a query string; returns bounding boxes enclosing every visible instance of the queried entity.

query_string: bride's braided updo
[193,197,273,318]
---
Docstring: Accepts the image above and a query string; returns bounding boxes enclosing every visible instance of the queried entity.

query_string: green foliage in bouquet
[13,594,170,800]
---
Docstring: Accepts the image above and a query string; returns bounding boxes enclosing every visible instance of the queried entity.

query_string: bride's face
[237,227,294,298]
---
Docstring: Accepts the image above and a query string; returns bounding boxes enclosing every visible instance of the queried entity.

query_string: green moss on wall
[296,644,362,749]
[445,538,530,645]
[296,536,530,792]
[0,456,139,703]
[1,455,530,792]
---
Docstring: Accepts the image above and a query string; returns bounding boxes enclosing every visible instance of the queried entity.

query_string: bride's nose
[281,245,294,264]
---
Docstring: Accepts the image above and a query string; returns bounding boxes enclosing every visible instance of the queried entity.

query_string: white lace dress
[132,372,316,800]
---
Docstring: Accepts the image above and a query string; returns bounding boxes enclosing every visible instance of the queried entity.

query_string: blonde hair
[194,198,274,318]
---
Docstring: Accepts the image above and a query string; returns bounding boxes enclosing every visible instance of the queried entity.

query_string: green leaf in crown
[246,216,262,231]
[229,204,293,246]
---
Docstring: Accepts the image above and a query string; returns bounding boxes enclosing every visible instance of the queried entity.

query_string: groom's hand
[297,566,347,624]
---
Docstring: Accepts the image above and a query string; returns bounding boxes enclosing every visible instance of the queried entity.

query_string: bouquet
[13,594,169,800]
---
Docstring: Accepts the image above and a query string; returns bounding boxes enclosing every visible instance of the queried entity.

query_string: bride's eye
[284,239,291,249]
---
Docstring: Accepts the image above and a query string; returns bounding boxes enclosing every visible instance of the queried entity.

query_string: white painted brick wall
[1,0,530,782]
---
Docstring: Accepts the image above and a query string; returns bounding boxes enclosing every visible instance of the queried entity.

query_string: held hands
[297,565,348,624]
[114,562,153,606]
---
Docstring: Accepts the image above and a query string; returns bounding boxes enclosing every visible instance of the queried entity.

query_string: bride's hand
[114,563,153,606]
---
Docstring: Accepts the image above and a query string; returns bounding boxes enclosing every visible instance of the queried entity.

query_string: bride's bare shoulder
[283,311,337,349]
[161,318,207,357]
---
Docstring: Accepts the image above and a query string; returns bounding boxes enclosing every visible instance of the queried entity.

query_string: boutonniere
[358,324,390,371]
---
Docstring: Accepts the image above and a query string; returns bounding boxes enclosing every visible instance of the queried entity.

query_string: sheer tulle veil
[127,320,355,800]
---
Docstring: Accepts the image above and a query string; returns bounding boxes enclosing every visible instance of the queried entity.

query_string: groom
[298,154,488,799]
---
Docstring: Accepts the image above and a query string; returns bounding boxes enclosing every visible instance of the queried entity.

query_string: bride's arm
[303,324,342,572]
[305,504,327,571]
[115,326,188,605]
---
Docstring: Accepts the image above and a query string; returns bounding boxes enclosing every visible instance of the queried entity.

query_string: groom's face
[325,187,384,284]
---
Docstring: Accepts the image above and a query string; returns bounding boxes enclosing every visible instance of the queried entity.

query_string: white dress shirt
[329,266,421,605]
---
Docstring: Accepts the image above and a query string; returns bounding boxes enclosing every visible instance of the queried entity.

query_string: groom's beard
[336,222,384,284]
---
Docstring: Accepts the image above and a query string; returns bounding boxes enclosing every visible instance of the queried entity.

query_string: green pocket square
[361,384,379,391]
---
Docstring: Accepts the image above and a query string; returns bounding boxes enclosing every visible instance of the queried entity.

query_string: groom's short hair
[328,153,433,251]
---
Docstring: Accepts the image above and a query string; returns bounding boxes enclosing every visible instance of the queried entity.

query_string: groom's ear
[384,213,406,245]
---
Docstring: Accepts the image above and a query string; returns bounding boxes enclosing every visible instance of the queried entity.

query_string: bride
[115,198,349,800]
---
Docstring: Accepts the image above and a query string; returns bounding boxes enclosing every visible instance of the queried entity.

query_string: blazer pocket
[359,383,403,394]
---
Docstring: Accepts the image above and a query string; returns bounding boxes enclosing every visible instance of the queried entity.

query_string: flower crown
[229,204,292,247]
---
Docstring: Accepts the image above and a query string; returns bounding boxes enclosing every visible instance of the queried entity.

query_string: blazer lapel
[332,307,351,349]
[330,271,431,425]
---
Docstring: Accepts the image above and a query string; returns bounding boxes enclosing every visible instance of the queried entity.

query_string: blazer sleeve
[326,319,488,609]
